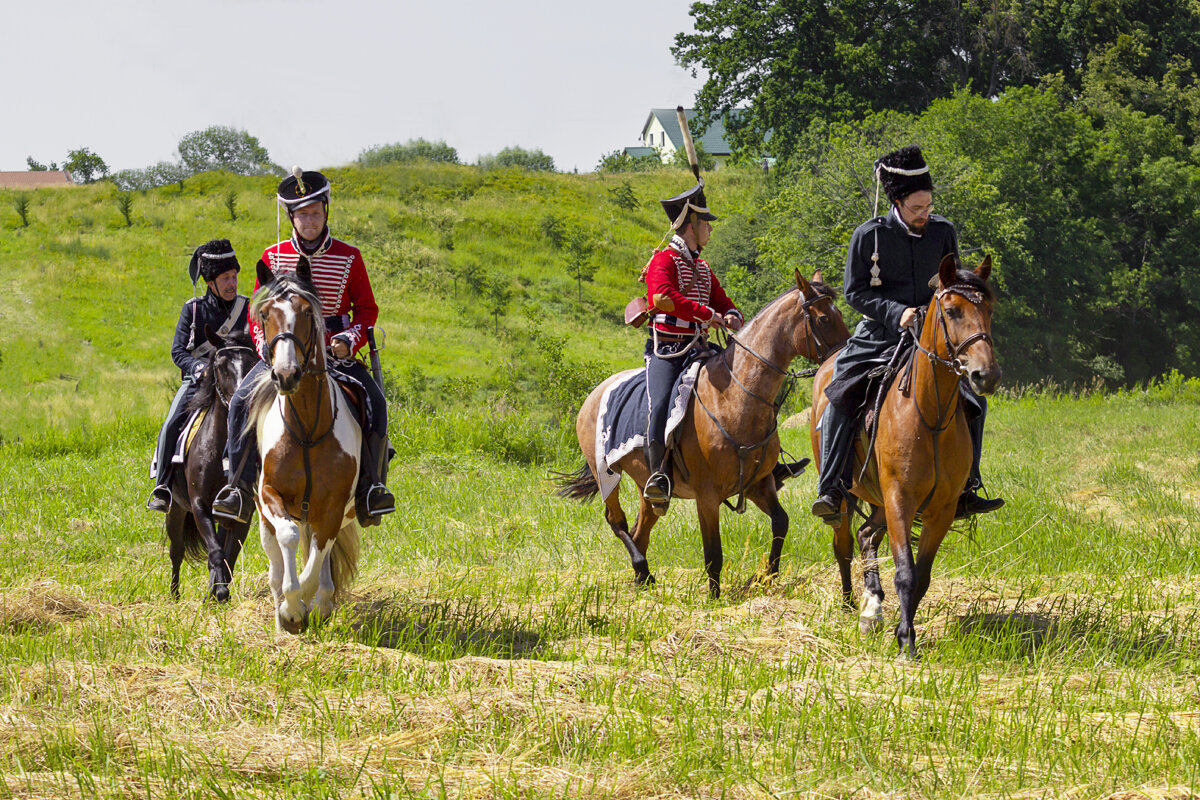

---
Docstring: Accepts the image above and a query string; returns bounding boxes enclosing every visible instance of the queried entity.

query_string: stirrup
[643,472,671,502]
[810,491,845,525]
[364,484,396,516]
[146,485,172,513]
[956,491,1005,520]
[213,485,252,524]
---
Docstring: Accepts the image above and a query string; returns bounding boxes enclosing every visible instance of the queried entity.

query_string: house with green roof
[624,108,734,168]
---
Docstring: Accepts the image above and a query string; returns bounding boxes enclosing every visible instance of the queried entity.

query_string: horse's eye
[946,307,963,320]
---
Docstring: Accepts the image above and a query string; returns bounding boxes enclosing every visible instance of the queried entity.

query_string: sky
[3,0,707,175]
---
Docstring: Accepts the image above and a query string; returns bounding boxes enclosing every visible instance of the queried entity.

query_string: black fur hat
[875,146,933,205]
[660,182,718,230]
[277,166,331,211]
[188,239,240,283]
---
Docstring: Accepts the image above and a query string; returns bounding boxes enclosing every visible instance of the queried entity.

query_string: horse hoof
[212,585,231,604]
[276,608,306,635]
[634,571,656,588]
[859,615,884,635]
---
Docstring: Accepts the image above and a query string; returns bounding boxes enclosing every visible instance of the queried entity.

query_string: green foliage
[358,138,459,166]
[176,125,277,176]
[111,161,190,191]
[606,180,639,211]
[478,146,555,172]
[596,150,664,173]
[115,192,133,228]
[25,156,56,171]
[675,0,1200,161]
[670,140,716,172]
[12,193,31,228]
[64,147,108,184]
[223,188,238,222]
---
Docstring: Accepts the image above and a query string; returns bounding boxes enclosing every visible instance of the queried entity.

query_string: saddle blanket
[593,361,703,500]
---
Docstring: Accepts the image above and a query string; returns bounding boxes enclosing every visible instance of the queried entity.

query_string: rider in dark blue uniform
[146,240,249,511]
[811,146,1004,524]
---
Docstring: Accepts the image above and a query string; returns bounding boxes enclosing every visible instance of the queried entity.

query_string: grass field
[1,165,1199,798]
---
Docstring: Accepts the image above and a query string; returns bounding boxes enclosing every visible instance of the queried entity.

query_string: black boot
[213,482,254,524]
[812,403,853,524]
[642,440,672,514]
[146,485,172,513]
[356,432,395,527]
[956,490,1005,519]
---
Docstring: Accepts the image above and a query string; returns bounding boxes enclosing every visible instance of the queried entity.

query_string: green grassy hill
[0,163,767,441]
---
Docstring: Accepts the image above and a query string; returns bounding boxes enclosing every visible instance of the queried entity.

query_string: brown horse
[164,328,258,601]
[809,254,999,659]
[245,260,361,633]
[558,270,849,598]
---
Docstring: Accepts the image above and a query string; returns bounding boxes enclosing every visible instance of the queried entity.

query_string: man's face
[291,202,328,242]
[208,269,239,302]
[696,218,713,248]
[896,190,933,232]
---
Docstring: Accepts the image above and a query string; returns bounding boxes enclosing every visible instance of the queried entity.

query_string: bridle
[211,345,257,407]
[912,285,993,381]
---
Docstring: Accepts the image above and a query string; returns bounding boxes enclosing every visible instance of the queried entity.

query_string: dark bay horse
[245,260,362,633]
[559,270,849,598]
[164,328,258,601]
[809,254,1000,659]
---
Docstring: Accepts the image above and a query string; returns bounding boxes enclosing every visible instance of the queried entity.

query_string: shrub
[478,146,555,172]
[358,139,460,166]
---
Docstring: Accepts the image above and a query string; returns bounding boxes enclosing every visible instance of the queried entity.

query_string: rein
[900,284,993,516]
[703,287,844,511]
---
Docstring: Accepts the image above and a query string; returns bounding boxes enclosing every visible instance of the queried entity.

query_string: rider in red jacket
[641,182,742,513]
[212,169,395,527]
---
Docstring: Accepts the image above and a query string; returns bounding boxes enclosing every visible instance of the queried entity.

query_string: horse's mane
[945,268,996,303]
[738,277,840,339]
[186,328,255,414]
[244,274,327,437]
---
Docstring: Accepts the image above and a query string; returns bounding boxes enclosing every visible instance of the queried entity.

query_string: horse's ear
[295,255,313,286]
[938,252,958,287]
[974,254,993,282]
[205,325,222,349]
[256,258,274,287]
[812,269,823,284]
[795,268,813,296]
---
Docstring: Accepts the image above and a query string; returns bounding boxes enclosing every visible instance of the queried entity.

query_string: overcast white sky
[3,0,707,174]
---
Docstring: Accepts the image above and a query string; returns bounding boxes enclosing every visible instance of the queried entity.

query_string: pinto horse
[558,271,849,598]
[245,259,361,633]
[164,328,258,601]
[809,254,1000,659]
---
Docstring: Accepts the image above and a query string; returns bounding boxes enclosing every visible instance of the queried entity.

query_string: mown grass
[1,164,1199,798]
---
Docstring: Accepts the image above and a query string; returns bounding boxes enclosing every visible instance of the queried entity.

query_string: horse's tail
[169,512,209,564]
[553,463,599,502]
[330,521,360,601]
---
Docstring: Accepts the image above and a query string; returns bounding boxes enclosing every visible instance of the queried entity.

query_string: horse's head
[205,328,258,406]
[252,258,325,396]
[792,269,850,363]
[933,253,1001,395]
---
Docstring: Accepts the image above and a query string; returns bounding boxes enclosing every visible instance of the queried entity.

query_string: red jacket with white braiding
[249,234,379,356]
[645,243,741,336]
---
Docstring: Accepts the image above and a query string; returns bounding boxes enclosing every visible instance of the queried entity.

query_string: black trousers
[644,337,696,447]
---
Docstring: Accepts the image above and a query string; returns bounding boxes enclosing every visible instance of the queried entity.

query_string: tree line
[672,0,1200,386]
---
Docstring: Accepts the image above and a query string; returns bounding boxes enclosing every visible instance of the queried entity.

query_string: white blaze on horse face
[274,303,302,373]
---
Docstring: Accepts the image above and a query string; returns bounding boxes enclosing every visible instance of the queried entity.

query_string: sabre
[366,326,385,392]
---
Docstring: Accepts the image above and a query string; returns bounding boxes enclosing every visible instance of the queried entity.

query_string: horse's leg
[882,493,921,661]
[190,499,229,603]
[296,531,336,625]
[857,506,888,633]
[912,506,955,609]
[746,477,788,580]
[697,497,724,599]
[165,505,186,601]
[310,551,336,624]
[831,507,855,611]
[604,486,652,585]
[628,494,661,586]
[222,520,249,579]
